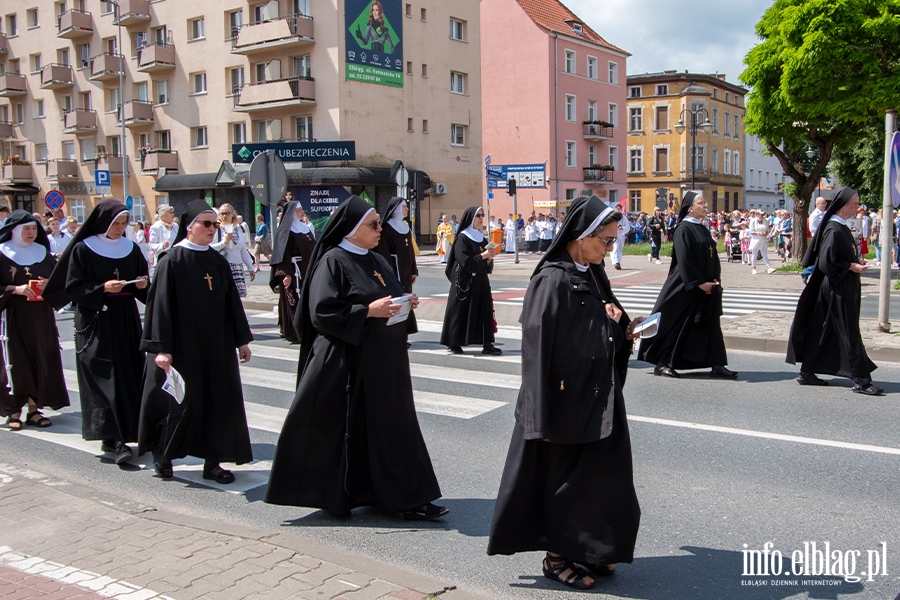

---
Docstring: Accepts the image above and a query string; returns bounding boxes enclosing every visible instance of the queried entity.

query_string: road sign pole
[513,192,519,264]
[878,111,897,332]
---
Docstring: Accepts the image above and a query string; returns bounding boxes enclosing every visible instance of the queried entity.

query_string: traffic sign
[484,154,491,166]
[486,165,503,179]
[124,195,133,211]
[95,169,111,195]
[248,150,287,206]
[44,190,65,210]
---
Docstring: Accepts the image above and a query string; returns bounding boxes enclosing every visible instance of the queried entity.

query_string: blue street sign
[44,190,65,210]
[231,141,356,164]
[486,165,504,178]
[488,192,494,199]
[484,154,491,166]
[486,164,547,189]
[95,170,111,187]
[889,131,900,208]
[125,195,133,211]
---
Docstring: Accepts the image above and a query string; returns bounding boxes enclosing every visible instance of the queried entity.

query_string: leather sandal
[403,502,449,520]
[5,416,22,431]
[653,365,680,378]
[203,465,236,484]
[25,410,51,428]
[852,383,884,396]
[154,460,174,479]
[542,554,595,590]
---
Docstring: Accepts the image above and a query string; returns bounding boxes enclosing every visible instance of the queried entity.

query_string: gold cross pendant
[204,273,213,290]
[24,266,31,278]
[373,270,386,286]
[405,238,409,247]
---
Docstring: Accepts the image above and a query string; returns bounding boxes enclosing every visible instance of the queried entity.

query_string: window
[137,132,150,152]
[107,88,119,112]
[608,146,618,171]
[78,43,90,69]
[293,54,311,78]
[229,67,244,95]
[422,119,428,133]
[712,148,718,172]
[108,136,120,158]
[451,124,466,146]
[734,151,740,175]
[231,122,246,144]
[749,168,754,188]
[449,18,466,41]
[712,108,719,133]
[70,199,85,223]
[723,149,731,175]
[133,31,146,56]
[192,126,208,148]
[35,144,48,163]
[34,99,44,118]
[27,8,38,29]
[406,61,412,74]
[7,14,18,36]
[608,61,618,84]
[101,1,114,15]
[132,196,145,223]
[693,146,705,171]
[608,103,618,127]
[725,92,730,103]
[135,81,149,103]
[154,26,167,45]
[713,88,718,100]
[155,80,169,104]
[55,2,66,17]
[190,18,204,41]
[609,190,619,205]
[157,130,170,150]
[295,115,312,141]
[61,94,73,115]
[421,63,427,77]
[192,72,207,94]
[655,106,669,130]
[724,112,730,135]
[588,145,596,166]
[58,48,70,66]
[587,56,597,80]
[0,106,7,123]
[565,141,576,168]
[564,50,575,74]
[30,54,42,74]
[156,195,169,207]
[105,37,117,55]
[255,120,273,141]
[733,192,739,208]
[629,190,641,213]
[628,107,642,131]
[405,4,411,18]
[565,188,577,200]
[407,117,413,132]
[733,114,740,139]
[654,147,668,173]
[63,140,76,160]
[420,8,426,21]
[227,10,243,39]
[293,0,310,15]
[450,71,466,94]
[628,148,642,173]
[565,95,575,122]
[571,23,582,34]
[656,84,668,96]
[587,100,597,121]
[255,62,267,83]
[629,86,641,98]
[80,137,94,162]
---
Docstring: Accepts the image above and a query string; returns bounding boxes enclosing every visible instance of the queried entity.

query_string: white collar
[683,216,702,224]
[175,238,210,251]
[0,226,47,266]
[338,239,368,255]
[461,226,484,242]
[83,234,134,259]
[830,215,848,225]
[573,260,589,272]
[387,218,410,235]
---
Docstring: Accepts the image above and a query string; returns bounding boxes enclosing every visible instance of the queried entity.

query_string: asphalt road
[2,302,899,599]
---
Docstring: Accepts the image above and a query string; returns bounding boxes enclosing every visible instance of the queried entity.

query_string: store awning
[155,165,394,191]
[0,184,40,194]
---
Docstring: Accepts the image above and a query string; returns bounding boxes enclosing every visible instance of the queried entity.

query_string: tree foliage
[832,119,887,207]
[741,0,900,258]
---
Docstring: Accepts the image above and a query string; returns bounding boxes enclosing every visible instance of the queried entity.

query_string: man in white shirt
[46,216,71,258]
[610,204,631,270]
[809,196,828,236]
[148,205,179,265]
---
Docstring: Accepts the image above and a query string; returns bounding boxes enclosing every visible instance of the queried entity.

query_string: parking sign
[95,169,111,194]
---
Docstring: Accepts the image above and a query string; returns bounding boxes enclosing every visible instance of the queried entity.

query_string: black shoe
[710,366,738,379]
[403,503,449,520]
[153,460,173,479]
[653,365,680,378]
[852,383,884,396]
[114,442,133,465]
[482,344,503,355]
[447,346,464,355]
[614,263,622,270]
[797,373,828,386]
[203,465,236,484]
[100,439,116,453]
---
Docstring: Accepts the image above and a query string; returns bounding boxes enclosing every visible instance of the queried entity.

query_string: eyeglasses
[364,220,381,230]
[196,220,220,229]
[219,211,233,216]
[592,235,616,248]
[474,212,485,217]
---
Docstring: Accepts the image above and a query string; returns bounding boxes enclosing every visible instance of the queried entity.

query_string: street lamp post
[111,1,128,202]
[675,106,713,191]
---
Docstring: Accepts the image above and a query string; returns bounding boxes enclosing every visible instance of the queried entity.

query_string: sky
[565,0,774,88]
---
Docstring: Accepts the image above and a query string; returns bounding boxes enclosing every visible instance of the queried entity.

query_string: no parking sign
[45,190,65,210]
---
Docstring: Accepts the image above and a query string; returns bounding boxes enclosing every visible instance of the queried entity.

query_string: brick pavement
[0,466,483,600]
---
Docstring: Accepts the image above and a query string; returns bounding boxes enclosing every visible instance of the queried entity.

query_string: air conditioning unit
[432,182,447,195]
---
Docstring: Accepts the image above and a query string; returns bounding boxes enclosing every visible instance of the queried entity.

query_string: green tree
[741,0,900,259]
[832,118,886,207]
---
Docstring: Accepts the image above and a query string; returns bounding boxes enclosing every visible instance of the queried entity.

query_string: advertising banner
[345,0,403,88]
[291,186,353,232]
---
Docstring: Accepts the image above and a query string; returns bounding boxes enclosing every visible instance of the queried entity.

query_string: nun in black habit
[0,211,68,429]
[488,196,643,590]
[138,200,254,483]
[266,195,446,519]
[786,187,881,394]
[269,201,316,343]
[44,200,149,464]
[637,191,737,379]
[375,196,418,335]
[439,206,501,355]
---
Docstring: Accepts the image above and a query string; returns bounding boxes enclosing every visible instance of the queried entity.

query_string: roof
[628,71,747,95]
[514,0,629,56]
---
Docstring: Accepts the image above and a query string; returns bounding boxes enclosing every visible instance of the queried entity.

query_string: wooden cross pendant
[204,273,213,290]
[373,270,386,287]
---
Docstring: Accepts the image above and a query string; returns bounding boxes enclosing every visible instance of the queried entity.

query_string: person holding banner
[269,201,316,343]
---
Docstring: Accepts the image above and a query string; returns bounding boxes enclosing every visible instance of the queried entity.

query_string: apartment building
[0,0,481,239]
[481,0,629,217]
[745,134,788,212]
[625,71,746,215]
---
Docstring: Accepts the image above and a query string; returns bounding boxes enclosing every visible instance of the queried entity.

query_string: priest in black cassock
[266,195,447,520]
[269,200,316,343]
[44,200,149,464]
[637,192,737,379]
[0,211,68,430]
[138,200,254,484]
[374,196,418,335]
[786,187,882,394]
[439,206,501,355]
[488,196,643,590]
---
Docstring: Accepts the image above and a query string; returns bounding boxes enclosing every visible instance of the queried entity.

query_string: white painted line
[414,320,523,340]
[607,271,642,279]
[409,348,523,364]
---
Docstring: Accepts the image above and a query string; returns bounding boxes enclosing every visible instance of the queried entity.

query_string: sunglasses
[475,212,485,217]
[364,220,381,230]
[219,211,233,216]
[196,220,220,229]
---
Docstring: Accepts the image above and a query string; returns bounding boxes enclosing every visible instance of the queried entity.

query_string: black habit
[267,195,441,514]
[269,207,316,343]
[786,204,876,383]
[440,207,495,348]
[638,219,728,370]
[374,197,419,334]
[138,238,254,465]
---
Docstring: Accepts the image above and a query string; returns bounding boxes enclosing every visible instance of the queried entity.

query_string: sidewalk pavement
[0,464,485,600]
[244,252,900,363]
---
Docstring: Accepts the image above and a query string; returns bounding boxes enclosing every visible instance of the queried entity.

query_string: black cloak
[488,196,640,566]
[266,195,441,514]
[0,211,69,416]
[46,200,148,442]
[268,201,316,342]
[786,187,876,382]
[374,197,418,334]
[439,206,495,347]
[137,199,254,464]
[637,192,728,369]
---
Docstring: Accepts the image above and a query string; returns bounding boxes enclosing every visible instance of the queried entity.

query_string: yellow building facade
[624,71,745,215]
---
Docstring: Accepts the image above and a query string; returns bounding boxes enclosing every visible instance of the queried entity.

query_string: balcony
[62,109,98,133]
[112,0,151,26]
[104,155,127,176]
[0,73,27,97]
[90,53,124,81]
[40,64,74,89]
[57,9,93,39]
[0,121,13,139]
[583,166,615,183]
[680,167,712,182]
[0,164,33,184]
[46,159,79,181]
[582,122,614,141]
[0,32,7,55]
[233,76,315,112]
[231,14,314,54]
[141,150,178,174]
[137,43,176,73]
[118,100,154,128]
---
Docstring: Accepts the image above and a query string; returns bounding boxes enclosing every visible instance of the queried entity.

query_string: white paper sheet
[387,294,413,326]
[634,312,661,339]
[162,367,186,404]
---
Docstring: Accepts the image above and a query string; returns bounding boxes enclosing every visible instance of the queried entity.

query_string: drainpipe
[552,33,559,209]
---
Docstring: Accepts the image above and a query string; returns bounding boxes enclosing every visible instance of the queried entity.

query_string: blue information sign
[231,141,356,164]
[486,164,547,189]
[125,195,133,211]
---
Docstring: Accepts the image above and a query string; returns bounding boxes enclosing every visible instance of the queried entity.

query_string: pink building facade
[481,0,629,218]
